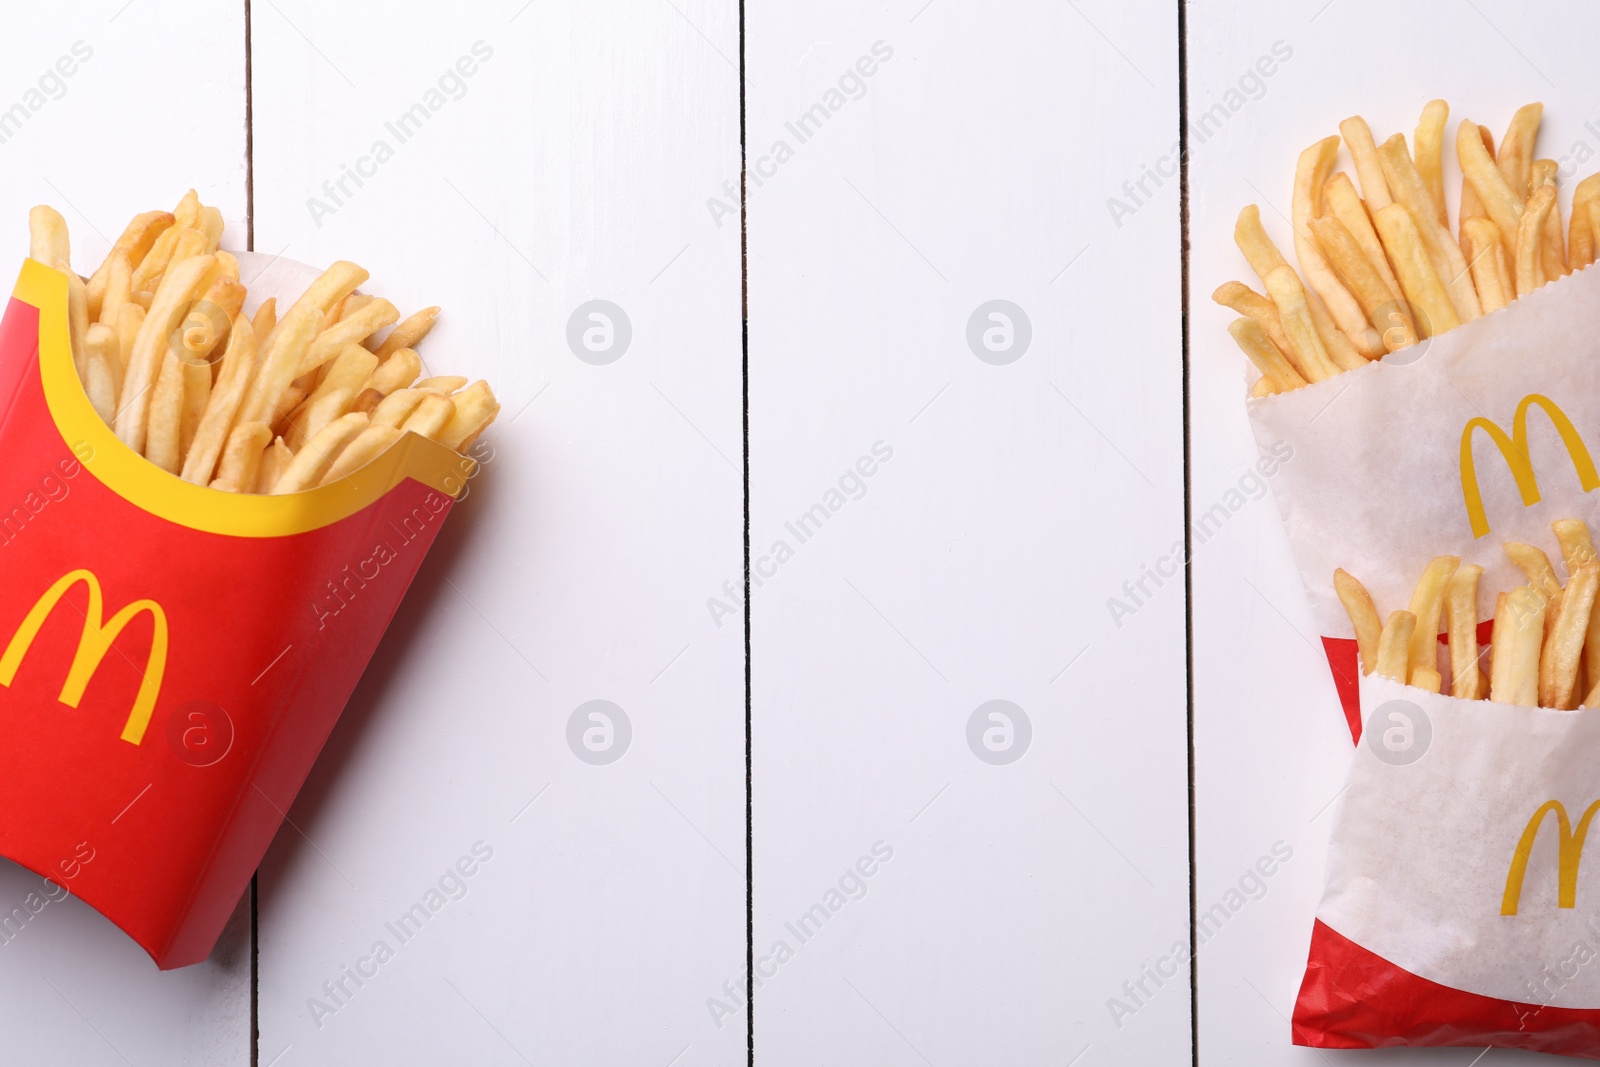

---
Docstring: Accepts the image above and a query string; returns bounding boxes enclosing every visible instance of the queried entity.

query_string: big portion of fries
[1337,519,1600,710]
[26,193,500,494]
[1218,101,1591,394]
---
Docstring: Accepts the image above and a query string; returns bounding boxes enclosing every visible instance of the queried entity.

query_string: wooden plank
[748,1,1188,1062]
[1189,1,1598,1061]
[249,2,745,1063]
[0,3,250,1064]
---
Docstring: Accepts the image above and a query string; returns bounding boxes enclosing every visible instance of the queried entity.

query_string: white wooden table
[0,0,1587,1063]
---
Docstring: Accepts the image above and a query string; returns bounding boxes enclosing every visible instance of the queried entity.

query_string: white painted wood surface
[0,4,252,1065]
[1189,1,1600,1062]
[11,1,1580,1063]
[247,1,745,1065]
[747,2,1188,1064]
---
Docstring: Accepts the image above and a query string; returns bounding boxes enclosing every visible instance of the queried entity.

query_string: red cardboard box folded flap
[0,260,474,968]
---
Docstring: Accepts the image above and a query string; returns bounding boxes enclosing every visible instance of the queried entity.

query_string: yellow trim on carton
[14,260,472,537]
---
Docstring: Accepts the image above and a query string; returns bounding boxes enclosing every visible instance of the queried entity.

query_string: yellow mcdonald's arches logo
[0,569,167,745]
[1461,393,1600,539]
[1502,798,1600,915]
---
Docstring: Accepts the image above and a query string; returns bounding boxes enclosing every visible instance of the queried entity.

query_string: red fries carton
[1247,264,1600,1055]
[0,259,472,968]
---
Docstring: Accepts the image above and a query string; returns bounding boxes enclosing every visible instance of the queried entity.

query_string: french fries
[1335,520,1600,709]
[28,191,499,494]
[1222,100,1593,394]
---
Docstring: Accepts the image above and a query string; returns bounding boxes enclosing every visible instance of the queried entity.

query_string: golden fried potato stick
[251,297,277,340]
[1554,519,1598,570]
[1531,160,1567,279]
[370,306,439,361]
[1340,116,1392,209]
[173,189,201,230]
[144,346,187,473]
[1373,203,1459,336]
[256,436,294,494]
[1407,556,1460,678]
[437,381,500,452]
[1461,217,1513,313]
[272,412,369,494]
[1458,120,1525,271]
[299,297,397,375]
[1552,520,1600,689]
[63,269,89,382]
[1228,319,1306,393]
[28,205,69,268]
[1309,215,1417,351]
[182,315,257,485]
[1570,172,1600,270]
[318,424,404,486]
[1414,100,1450,229]
[150,274,239,469]
[1497,103,1542,200]
[1377,134,1481,322]
[1411,666,1442,693]
[1446,563,1483,699]
[199,205,224,250]
[269,261,368,347]
[113,303,143,380]
[1213,281,1291,353]
[132,224,183,294]
[166,227,209,276]
[239,303,320,427]
[86,211,172,320]
[1234,204,1290,279]
[97,252,132,328]
[1491,585,1545,706]
[82,323,119,426]
[414,375,467,394]
[1515,184,1557,296]
[210,421,272,493]
[1458,125,1494,258]
[1249,377,1278,399]
[1305,290,1368,370]
[400,393,455,439]
[1262,265,1341,381]
[114,254,215,454]
[336,293,376,324]
[1541,561,1599,708]
[287,343,377,449]
[1323,172,1403,304]
[1334,568,1382,675]
[1295,137,1384,355]
[270,386,307,435]
[1506,540,1564,639]
[1376,610,1416,682]
[352,348,423,413]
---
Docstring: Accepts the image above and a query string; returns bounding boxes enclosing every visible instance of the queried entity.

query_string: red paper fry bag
[1245,265,1600,1055]
[0,259,473,968]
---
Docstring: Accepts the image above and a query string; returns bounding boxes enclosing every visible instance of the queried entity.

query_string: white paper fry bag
[1245,265,1600,1056]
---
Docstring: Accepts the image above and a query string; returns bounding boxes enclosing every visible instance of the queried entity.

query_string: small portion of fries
[1337,518,1600,709]
[1218,101,1592,396]
[26,192,499,494]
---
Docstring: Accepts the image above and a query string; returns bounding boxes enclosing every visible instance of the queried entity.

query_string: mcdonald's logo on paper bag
[1461,394,1600,539]
[0,569,167,745]
[1502,798,1600,915]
